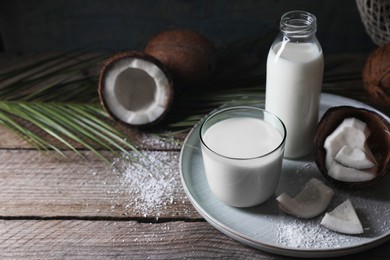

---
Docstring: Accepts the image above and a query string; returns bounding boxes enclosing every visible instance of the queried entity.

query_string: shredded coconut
[138,133,182,150]
[275,217,361,248]
[110,151,181,218]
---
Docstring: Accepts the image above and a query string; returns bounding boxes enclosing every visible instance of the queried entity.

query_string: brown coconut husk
[363,43,390,113]
[144,29,217,87]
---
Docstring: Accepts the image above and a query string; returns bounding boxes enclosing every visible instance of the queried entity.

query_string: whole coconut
[144,29,216,87]
[363,43,390,112]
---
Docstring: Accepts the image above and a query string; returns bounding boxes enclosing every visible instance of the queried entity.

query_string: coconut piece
[144,29,216,87]
[314,106,390,187]
[324,121,378,181]
[276,178,334,219]
[335,145,375,169]
[320,199,364,235]
[323,118,372,170]
[98,52,174,127]
[328,160,377,182]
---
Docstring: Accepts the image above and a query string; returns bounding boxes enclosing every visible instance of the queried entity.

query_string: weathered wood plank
[0,149,199,219]
[0,219,388,259]
[0,123,184,151]
[0,220,278,259]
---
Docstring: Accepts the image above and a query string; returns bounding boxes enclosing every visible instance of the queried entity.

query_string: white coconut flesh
[324,117,377,182]
[335,145,376,169]
[276,178,334,219]
[103,58,171,125]
[320,199,364,234]
[328,160,377,182]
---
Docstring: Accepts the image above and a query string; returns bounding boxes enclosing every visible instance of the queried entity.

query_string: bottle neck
[280,11,317,40]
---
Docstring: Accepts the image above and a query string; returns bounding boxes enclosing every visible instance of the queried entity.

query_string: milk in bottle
[265,10,324,158]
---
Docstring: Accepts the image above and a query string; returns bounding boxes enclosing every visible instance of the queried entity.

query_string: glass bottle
[265,10,324,158]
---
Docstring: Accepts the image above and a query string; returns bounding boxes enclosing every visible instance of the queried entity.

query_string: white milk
[266,41,323,158]
[201,117,284,207]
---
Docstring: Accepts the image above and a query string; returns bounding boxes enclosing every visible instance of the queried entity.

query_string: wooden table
[0,52,388,259]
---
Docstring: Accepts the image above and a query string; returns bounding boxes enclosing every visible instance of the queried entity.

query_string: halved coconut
[98,52,174,127]
[314,106,390,187]
[276,178,334,219]
[320,199,364,235]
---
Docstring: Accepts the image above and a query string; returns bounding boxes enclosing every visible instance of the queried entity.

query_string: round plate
[179,93,390,258]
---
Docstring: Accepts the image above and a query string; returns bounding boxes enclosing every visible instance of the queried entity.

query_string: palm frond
[0,101,141,163]
[0,107,67,156]
[0,52,109,102]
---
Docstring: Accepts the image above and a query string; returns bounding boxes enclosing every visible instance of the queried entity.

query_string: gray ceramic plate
[179,93,390,258]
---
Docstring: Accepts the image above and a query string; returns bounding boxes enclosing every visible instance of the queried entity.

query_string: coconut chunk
[323,117,378,182]
[328,160,377,182]
[324,118,371,169]
[335,145,376,169]
[320,199,364,234]
[276,178,334,218]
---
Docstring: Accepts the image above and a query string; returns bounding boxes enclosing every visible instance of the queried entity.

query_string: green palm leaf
[0,101,140,163]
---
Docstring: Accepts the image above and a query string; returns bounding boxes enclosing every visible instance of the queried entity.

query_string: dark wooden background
[0,0,377,54]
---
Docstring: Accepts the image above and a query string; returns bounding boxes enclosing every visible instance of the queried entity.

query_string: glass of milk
[200,106,286,207]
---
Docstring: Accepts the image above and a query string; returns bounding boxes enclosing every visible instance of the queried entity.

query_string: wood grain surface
[0,220,388,259]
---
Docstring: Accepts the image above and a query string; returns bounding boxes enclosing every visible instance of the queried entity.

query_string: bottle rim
[280,10,317,37]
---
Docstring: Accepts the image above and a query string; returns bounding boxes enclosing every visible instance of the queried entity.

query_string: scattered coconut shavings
[110,151,182,218]
[138,132,182,150]
[275,217,365,249]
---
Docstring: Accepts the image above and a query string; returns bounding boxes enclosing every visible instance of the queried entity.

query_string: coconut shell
[363,43,390,113]
[98,51,174,127]
[144,29,216,87]
[314,106,390,188]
